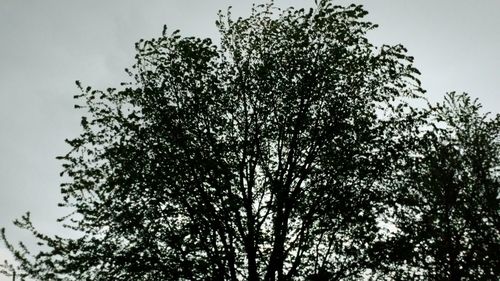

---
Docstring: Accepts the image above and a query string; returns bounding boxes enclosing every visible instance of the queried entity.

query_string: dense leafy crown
[2,1,498,281]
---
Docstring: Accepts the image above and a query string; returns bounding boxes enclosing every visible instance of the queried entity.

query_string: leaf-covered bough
[4,1,497,281]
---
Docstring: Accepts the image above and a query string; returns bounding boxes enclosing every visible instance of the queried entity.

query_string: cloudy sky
[1,0,499,279]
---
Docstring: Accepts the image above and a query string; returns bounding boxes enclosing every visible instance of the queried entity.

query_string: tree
[2,1,425,280]
[380,93,500,280]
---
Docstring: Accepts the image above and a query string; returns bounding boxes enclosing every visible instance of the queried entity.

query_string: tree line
[1,1,499,280]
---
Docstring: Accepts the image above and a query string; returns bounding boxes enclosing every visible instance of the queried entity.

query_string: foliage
[2,1,498,281]
[377,93,500,280]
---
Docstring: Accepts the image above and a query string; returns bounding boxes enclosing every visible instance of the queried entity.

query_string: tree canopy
[2,1,499,280]
[376,93,500,280]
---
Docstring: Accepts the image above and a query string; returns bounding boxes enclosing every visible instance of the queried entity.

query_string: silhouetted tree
[379,93,500,280]
[1,1,428,280]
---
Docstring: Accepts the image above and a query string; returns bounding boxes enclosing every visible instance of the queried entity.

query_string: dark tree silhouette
[12,1,500,281]
[377,93,500,280]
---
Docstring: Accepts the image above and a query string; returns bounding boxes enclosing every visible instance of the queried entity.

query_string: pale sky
[1,1,499,279]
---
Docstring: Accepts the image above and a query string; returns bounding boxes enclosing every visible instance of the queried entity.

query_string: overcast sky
[1,0,499,279]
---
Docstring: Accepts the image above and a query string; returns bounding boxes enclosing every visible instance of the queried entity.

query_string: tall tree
[380,93,500,280]
[2,1,424,280]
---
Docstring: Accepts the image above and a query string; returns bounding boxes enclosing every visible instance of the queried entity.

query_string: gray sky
[1,0,499,278]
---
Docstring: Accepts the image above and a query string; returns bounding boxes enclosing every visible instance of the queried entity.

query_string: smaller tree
[386,93,500,280]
